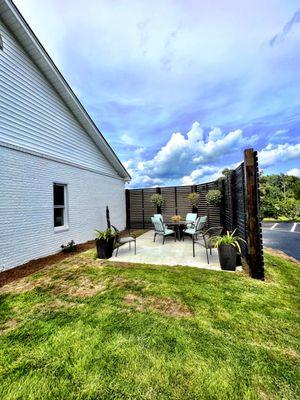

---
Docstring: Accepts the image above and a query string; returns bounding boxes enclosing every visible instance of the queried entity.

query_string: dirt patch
[257,388,270,400]
[0,318,19,335]
[0,268,105,298]
[0,275,53,294]
[264,247,299,265]
[0,241,96,288]
[50,276,106,298]
[47,298,84,309]
[124,293,193,318]
[113,276,147,289]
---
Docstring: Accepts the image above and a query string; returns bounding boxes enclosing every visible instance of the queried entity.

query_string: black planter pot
[96,237,115,259]
[218,244,237,271]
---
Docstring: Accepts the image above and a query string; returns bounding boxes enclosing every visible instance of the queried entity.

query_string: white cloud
[258,143,300,166]
[125,121,244,187]
[286,168,300,177]
[182,166,221,185]
[274,129,289,136]
[120,133,135,145]
[137,122,242,179]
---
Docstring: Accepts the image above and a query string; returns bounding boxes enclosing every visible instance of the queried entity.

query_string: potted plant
[150,193,164,213]
[212,230,246,271]
[188,192,200,212]
[206,189,222,206]
[95,228,116,259]
[95,206,116,259]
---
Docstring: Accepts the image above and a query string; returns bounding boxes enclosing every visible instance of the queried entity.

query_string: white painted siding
[0,146,126,271]
[0,18,118,178]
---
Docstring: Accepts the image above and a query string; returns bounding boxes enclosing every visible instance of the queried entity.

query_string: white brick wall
[0,146,126,271]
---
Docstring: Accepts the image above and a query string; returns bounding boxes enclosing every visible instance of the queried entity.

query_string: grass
[0,250,299,399]
[263,217,300,222]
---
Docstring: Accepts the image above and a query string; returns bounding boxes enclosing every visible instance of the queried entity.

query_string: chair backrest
[195,216,207,232]
[154,214,164,223]
[203,226,223,248]
[186,213,197,222]
[151,217,165,233]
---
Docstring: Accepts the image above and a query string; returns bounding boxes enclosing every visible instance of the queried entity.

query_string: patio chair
[185,213,197,228]
[151,216,176,244]
[196,226,223,264]
[183,216,207,257]
[154,214,169,229]
[112,225,136,257]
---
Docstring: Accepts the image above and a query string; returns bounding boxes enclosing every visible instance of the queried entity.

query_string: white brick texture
[0,146,126,271]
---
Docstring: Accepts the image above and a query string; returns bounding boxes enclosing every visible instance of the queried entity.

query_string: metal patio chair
[185,213,197,228]
[196,226,223,263]
[183,216,207,257]
[112,226,136,256]
[151,216,176,244]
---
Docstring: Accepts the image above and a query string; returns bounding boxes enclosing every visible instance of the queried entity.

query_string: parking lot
[262,222,300,261]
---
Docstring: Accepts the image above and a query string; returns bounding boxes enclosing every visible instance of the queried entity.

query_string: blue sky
[15,0,300,187]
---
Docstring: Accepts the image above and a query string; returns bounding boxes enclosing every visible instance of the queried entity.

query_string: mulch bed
[0,240,96,289]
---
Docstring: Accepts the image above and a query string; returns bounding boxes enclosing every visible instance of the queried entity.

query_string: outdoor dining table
[165,220,190,241]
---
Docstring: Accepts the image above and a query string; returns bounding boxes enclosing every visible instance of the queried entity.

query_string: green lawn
[0,250,299,400]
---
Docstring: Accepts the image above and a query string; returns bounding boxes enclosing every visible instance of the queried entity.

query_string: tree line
[259,173,300,220]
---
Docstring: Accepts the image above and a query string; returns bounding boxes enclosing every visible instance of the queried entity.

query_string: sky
[14,0,300,187]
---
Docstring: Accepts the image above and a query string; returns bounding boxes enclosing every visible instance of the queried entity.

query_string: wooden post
[125,189,131,229]
[191,185,198,213]
[244,149,264,280]
[142,189,145,229]
[156,187,161,214]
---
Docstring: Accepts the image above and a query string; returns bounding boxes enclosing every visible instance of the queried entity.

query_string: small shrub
[206,189,222,206]
[188,192,200,207]
[279,198,300,220]
[150,193,164,207]
[61,240,77,253]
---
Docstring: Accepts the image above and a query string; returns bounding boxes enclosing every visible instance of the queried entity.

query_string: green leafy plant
[61,240,77,253]
[206,189,222,206]
[212,229,246,253]
[188,192,200,206]
[95,228,116,241]
[150,193,164,207]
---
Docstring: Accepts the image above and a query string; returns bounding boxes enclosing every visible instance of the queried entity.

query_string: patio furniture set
[112,214,222,264]
[151,213,223,263]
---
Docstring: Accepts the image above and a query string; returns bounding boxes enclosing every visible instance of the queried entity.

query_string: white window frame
[53,183,69,232]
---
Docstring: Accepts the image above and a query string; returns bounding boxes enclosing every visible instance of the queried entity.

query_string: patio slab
[110,230,224,270]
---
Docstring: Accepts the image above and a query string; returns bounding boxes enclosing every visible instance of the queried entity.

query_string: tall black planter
[218,244,237,271]
[96,237,115,259]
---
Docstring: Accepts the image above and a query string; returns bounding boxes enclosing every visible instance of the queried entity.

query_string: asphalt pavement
[262,222,300,261]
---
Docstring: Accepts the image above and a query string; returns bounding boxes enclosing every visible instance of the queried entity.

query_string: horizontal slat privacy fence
[126,180,222,230]
[125,149,264,280]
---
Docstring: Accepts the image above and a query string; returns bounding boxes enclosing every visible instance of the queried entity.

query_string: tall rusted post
[244,149,264,280]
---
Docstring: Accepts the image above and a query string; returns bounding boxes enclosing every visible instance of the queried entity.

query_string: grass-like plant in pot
[212,229,246,271]
[95,228,116,259]
[95,206,116,259]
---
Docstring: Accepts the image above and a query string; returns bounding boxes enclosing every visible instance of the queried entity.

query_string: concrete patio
[110,230,225,270]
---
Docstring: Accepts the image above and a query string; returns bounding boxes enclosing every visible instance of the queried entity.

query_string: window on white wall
[53,183,68,229]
